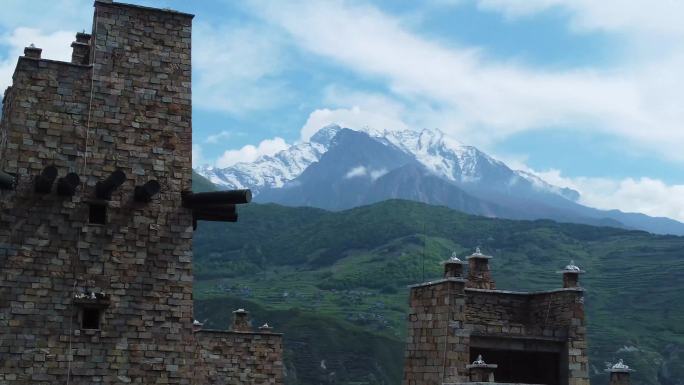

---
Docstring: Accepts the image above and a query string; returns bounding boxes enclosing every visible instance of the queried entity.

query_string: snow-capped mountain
[199,124,570,197]
[196,125,339,195]
[195,124,684,235]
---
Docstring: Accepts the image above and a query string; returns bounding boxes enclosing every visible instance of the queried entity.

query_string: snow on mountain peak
[310,124,342,145]
[196,124,570,199]
[515,170,580,202]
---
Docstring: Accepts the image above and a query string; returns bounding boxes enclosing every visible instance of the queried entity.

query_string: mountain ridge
[196,125,684,235]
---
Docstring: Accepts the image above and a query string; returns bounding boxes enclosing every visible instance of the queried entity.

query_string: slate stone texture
[402,262,589,385]
[0,2,283,384]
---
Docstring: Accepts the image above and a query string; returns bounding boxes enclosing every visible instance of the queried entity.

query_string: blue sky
[1,0,684,221]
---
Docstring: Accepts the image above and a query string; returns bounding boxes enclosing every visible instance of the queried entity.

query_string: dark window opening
[470,347,561,385]
[81,308,101,330]
[89,203,107,224]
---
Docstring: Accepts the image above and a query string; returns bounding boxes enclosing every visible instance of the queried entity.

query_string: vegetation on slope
[192,200,684,385]
[192,170,217,193]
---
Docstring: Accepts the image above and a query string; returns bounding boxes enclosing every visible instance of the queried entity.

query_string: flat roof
[466,287,585,295]
[94,0,195,18]
[407,279,584,295]
[408,278,466,289]
[195,328,283,337]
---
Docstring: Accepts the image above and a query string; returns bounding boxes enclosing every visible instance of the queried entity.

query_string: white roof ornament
[466,247,492,260]
[565,260,581,271]
[613,359,628,369]
[557,259,585,274]
[466,353,498,370]
[473,354,485,365]
[605,359,634,373]
[450,251,461,262]
[29,43,36,48]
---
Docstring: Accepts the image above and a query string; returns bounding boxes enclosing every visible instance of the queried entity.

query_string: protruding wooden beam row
[2,167,160,203]
[182,190,252,229]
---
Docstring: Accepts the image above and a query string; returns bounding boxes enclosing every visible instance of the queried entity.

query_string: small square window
[81,308,101,330]
[89,203,107,224]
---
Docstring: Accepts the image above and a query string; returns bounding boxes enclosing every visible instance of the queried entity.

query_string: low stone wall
[195,330,284,385]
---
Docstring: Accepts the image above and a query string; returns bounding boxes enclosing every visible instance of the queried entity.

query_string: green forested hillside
[192,199,684,385]
[192,170,217,192]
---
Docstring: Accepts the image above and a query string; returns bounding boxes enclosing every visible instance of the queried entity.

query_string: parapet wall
[195,330,284,385]
[466,289,583,339]
[403,278,589,385]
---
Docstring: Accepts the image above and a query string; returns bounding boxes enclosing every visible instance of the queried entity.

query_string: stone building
[0,1,282,384]
[402,249,589,385]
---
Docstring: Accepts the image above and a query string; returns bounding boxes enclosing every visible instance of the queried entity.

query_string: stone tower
[402,250,589,385]
[0,2,282,384]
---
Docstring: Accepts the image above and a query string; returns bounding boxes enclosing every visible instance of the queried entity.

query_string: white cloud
[300,106,410,142]
[345,166,367,179]
[192,22,292,115]
[344,165,388,181]
[254,0,684,164]
[1,28,74,90]
[532,169,684,222]
[475,0,684,38]
[369,168,388,181]
[216,137,288,168]
[192,144,204,168]
[205,131,233,144]
[0,1,89,31]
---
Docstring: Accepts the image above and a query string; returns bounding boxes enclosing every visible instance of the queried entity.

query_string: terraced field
[190,173,684,385]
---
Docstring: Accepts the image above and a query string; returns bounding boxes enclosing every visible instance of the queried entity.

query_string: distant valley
[191,172,684,385]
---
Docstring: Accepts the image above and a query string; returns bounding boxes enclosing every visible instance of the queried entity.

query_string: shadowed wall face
[0,1,195,383]
[0,3,285,384]
[470,346,562,385]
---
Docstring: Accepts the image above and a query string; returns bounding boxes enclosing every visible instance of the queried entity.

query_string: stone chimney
[606,359,633,385]
[443,251,467,278]
[557,260,585,288]
[23,44,42,59]
[466,247,495,289]
[71,32,91,65]
[231,308,252,332]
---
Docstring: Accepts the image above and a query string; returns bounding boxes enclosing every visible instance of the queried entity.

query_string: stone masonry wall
[464,289,584,340]
[0,2,285,385]
[403,282,588,385]
[465,289,588,385]
[403,279,468,385]
[464,290,529,335]
[0,1,195,384]
[529,291,588,385]
[195,330,284,385]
